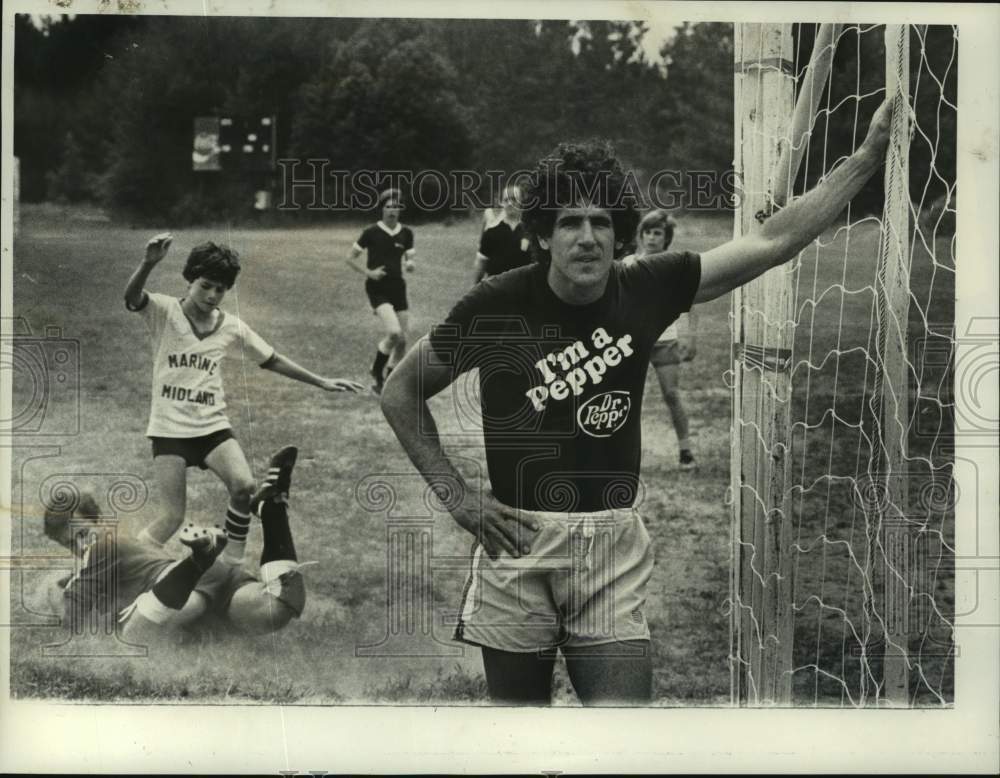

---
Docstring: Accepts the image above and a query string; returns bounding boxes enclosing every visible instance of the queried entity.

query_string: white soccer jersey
[132,292,275,438]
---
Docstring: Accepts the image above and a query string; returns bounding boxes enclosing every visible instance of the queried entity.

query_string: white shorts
[454,506,654,652]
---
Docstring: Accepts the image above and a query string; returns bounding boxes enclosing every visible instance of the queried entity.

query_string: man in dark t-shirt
[473,183,532,283]
[382,105,893,706]
[348,188,416,394]
[438,252,699,511]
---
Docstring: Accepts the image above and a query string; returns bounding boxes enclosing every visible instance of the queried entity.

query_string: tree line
[15,16,955,226]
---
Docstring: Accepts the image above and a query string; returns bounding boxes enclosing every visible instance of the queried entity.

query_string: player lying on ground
[381,100,894,705]
[125,238,365,561]
[622,209,699,470]
[46,446,307,640]
[346,188,417,395]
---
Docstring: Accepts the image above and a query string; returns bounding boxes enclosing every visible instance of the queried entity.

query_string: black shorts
[150,429,234,469]
[365,277,408,312]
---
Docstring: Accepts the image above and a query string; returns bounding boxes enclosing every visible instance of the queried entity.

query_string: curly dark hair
[520,140,641,265]
[182,242,241,288]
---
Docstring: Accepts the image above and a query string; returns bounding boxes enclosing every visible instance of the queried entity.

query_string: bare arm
[381,337,539,559]
[347,244,385,280]
[472,252,488,285]
[694,99,893,303]
[125,233,172,308]
[262,352,366,393]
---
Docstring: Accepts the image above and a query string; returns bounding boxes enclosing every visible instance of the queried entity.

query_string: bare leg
[203,438,256,564]
[563,640,653,705]
[388,309,409,368]
[654,362,691,453]
[121,589,210,643]
[141,455,188,545]
[226,580,298,634]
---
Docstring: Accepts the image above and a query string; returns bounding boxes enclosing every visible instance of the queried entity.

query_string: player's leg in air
[140,452,188,546]
[224,445,307,633]
[119,524,228,644]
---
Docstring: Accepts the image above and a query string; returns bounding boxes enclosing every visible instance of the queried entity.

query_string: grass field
[7,203,954,705]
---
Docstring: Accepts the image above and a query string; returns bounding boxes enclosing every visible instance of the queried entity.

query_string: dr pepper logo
[577,390,631,438]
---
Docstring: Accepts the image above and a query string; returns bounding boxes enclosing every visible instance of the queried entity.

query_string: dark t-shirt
[63,536,173,621]
[478,220,532,276]
[429,252,701,512]
[356,223,415,280]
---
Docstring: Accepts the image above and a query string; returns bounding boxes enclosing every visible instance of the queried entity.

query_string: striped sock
[222,504,251,564]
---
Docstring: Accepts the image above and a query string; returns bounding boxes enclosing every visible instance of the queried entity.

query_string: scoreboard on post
[192,115,277,172]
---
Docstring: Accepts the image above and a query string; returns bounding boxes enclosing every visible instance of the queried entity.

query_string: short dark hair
[182,242,241,288]
[637,209,677,251]
[521,140,640,264]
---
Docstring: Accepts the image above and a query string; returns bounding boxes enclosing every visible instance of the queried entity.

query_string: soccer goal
[729,23,957,707]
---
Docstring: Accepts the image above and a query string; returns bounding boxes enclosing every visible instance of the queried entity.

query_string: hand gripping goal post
[729,23,957,707]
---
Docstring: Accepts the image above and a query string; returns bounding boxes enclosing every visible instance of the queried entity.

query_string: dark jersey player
[473,183,532,284]
[45,446,307,642]
[348,188,416,394]
[381,101,894,705]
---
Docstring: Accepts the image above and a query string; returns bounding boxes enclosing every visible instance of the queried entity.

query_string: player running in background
[125,237,365,561]
[473,182,532,285]
[347,188,416,394]
[623,210,698,470]
[46,446,307,641]
[381,101,893,705]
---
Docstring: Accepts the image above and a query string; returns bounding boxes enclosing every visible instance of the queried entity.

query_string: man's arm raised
[380,337,539,560]
[694,99,893,303]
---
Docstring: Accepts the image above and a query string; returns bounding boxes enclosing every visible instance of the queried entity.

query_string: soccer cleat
[178,523,228,569]
[679,449,697,471]
[370,369,385,396]
[250,445,298,514]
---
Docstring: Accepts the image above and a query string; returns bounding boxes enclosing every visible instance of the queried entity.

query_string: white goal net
[729,23,957,707]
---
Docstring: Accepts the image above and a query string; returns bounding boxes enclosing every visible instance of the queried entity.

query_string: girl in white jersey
[125,234,365,562]
[622,210,698,469]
